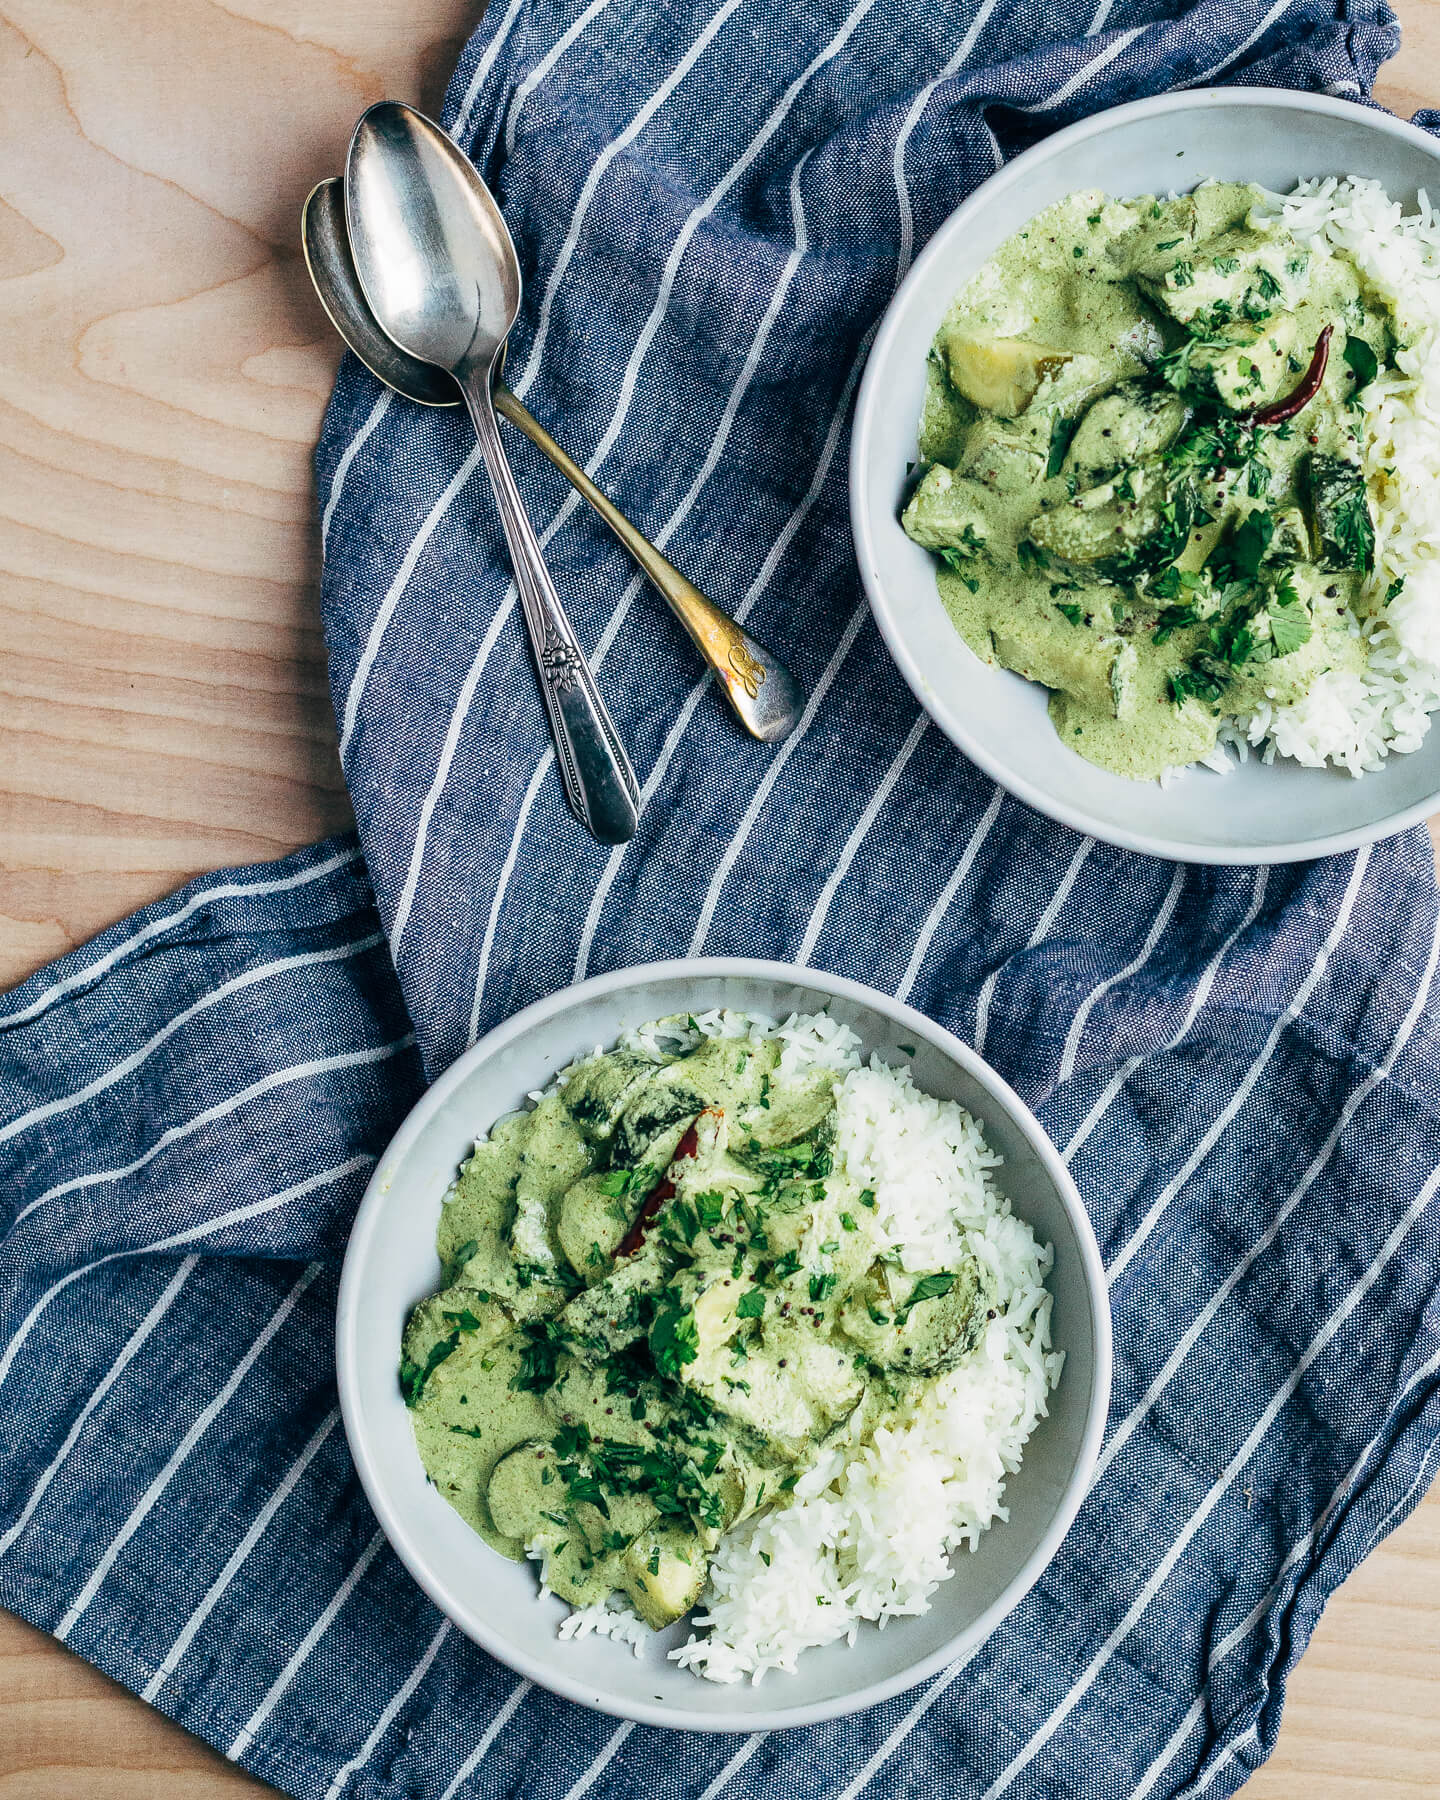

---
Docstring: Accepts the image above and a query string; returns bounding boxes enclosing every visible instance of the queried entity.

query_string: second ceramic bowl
[851,89,1440,863]
[335,958,1111,1730]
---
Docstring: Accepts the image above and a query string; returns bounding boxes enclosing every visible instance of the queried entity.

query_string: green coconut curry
[399,1021,993,1629]
[902,182,1390,779]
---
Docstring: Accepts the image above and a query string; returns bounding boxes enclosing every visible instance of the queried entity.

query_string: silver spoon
[346,101,637,845]
[302,177,802,744]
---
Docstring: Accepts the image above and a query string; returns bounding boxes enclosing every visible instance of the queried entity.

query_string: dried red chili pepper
[615,1114,710,1258]
[1242,326,1332,428]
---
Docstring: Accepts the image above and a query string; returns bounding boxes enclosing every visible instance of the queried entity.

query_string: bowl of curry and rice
[852,89,1440,863]
[335,959,1109,1729]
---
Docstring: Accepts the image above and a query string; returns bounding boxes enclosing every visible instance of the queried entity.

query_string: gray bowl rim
[850,87,1440,865]
[335,956,1113,1731]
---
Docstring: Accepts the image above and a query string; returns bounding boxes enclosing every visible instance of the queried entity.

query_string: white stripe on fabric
[401,0,885,950]
[567,318,880,994]
[890,0,1005,278]
[227,1527,387,1761]
[1107,848,1369,1286]
[0,846,362,1033]
[56,1262,322,1641]
[1062,867,1268,1163]
[564,1722,634,1800]
[437,1679,534,1800]
[0,1156,372,1394]
[338,0,742,774]
[797,715,929,966]
[0,1257,198,1562]
[503,0,618,159]
[688,601,869,956]
[1092,890,1440,1490]
[894,786,1005,1005]
[142,1406,343,1703]
[18,1035,413,1227]
[468,757,553,1046]
[337,446,483,765]
[324,1618,453,1800]
[1180,0,1298,87]
[579,147,815,673]
[0,934,383,1148]
[978,1159,1440,1800]
[512,0,752,410]
[401,128,813,952]
[322,392,392,551]
[1086,0,1116,32]
[972,836,1094,1057]
[1056,866,1184,1085]
[450,0,529,145]
[697,1732,767,1800]
[1018,24,1145,111]
[1131,1338,1440,1800]
[833,1645,985,1800]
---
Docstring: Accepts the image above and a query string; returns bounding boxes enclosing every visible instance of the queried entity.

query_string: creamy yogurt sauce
[902,181,1388,779]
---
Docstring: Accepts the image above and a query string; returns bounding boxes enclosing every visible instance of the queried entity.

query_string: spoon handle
[458,368,639,846]
[492,386,804,743]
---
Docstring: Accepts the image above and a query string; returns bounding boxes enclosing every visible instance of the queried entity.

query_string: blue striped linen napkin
[4,1,1440,1796]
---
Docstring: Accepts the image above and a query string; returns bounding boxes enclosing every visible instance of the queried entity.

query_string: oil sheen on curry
[902,182,1386,779]
[399,1021,995,1632]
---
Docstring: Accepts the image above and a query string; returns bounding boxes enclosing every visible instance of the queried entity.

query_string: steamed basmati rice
[551,1010,1062,1683]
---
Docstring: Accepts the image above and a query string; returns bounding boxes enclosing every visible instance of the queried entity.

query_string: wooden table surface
[1,3,1438,1794]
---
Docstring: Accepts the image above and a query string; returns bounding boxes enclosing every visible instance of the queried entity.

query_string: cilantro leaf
[648,1295,699,1378]
[736,1287,766,1320]
[1268,597,1312,657]
[898,1271,956,1322]
[1343,335,1379,390]
[400,1332,461,1407]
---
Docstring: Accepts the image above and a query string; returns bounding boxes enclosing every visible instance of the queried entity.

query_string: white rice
[1191,176,1440,780]
[540,1010,1059,1683]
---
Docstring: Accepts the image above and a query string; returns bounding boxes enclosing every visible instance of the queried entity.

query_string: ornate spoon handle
[459,366,639,845]
[493,385,803,743]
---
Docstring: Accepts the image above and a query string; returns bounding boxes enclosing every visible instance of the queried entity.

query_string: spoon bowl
[302,178,456,407]
[346,103,519,379]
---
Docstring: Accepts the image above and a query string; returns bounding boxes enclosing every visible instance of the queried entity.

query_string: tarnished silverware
[303,170,802,745]
[346,102,638,844]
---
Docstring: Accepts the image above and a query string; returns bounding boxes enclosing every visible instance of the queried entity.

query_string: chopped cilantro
[1170,260,1195,287]
[736,1287,766,1320]
[1267,597,1312,657]
[399,1332,462,1407]
[648,1294,699,1377]
[1054,601,1086,626]
[899,1272,955,1321]
[510,1319,564,1394]
[1168,665,1227,707]
[1046,413,1078,479]
[1343,335,1379,389]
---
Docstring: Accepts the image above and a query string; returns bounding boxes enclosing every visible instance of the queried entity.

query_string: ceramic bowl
[851,90,1440,863]
[336,958,1111,1730]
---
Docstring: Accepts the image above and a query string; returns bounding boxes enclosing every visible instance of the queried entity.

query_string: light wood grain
[0,3,1437,1796]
